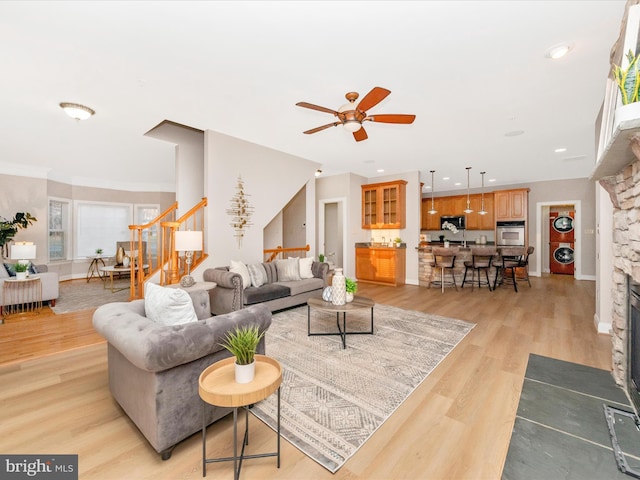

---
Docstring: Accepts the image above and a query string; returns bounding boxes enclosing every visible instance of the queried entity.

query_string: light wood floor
[0,275,613,479]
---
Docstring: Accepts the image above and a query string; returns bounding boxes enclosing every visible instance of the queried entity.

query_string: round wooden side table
[198,354,282,479]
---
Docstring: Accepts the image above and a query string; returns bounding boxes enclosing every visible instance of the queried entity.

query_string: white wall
[202,130,319,269]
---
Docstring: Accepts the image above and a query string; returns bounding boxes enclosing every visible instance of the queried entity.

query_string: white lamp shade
[11,242,36,260]
[174,231,203,252]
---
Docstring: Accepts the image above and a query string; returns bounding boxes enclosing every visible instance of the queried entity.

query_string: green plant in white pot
[613,50,640,126]
[13,262,28,280]
[220,325,265,383]
[345,277,357,302]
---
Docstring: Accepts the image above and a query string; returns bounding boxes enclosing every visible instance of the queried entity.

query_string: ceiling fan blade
[353,127,368,142]
[366,114,416,124]
[356,87,391,112]
[296,102,338,115]
[303,122,341,134]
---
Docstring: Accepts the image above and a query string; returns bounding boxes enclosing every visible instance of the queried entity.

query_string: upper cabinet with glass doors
[361,180,407,229]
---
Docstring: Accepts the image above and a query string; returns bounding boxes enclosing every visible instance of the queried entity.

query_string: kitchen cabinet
[356,247,406,286]
[361,180,407,229]
[494,189,528,221]
[421,193,495,230]
[465,193,495,230]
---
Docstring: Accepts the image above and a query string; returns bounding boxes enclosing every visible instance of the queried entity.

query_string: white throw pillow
[247,263,267,287]
[276,258,301,281]
[230,259,251,289]
[299,257,314,279]
[144,282,198,326]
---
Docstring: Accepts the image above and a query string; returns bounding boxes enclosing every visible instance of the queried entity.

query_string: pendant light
[479,171,488,215]
[428,170,437,214]
[463,166,473,213]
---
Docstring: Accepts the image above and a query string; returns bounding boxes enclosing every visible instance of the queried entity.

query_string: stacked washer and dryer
[549,211,575,275]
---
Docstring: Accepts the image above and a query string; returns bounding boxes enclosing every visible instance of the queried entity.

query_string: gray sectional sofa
[92,288,272,459]
[203,260,329,315]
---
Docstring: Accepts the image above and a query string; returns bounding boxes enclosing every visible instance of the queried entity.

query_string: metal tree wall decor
[226,175,254,247]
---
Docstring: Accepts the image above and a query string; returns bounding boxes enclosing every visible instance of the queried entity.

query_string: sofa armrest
[203,267,244,314]
[93,300,271,373]
[312,261,330,287]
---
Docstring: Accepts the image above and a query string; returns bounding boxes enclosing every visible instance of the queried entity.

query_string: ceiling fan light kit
[296,86,415,142]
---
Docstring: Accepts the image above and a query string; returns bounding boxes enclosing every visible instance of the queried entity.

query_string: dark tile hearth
[503,354,639,480]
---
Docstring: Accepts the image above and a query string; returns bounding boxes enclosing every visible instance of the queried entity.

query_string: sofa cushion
[262,262,277,284]
[144,282,198,326]
[3,263,16,277]
[299,257,314,279]
[230,260,251,289]
[247,263,267,287]
[275,258,301,281]
[243,284,290,305]
[274,277,324,296]
[0,263,8,279]
[28,262,39,274]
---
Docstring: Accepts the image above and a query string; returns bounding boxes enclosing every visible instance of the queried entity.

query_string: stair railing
[263,244,311,262]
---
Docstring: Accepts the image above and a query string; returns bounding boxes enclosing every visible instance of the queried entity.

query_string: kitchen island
[416,243,499,288]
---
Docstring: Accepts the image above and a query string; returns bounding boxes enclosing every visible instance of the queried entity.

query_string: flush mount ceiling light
[315,169,322,177]
[59,102,95,121]
[545,43,572,60]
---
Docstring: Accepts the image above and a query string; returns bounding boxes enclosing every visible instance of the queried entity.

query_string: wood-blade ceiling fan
[296,86,416,142]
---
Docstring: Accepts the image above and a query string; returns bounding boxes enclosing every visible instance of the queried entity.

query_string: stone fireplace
[602,151,640,398]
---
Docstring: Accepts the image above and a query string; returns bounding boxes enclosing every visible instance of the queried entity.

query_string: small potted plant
[345,277,357,302]
[393,237,402,247]
[14,262,28,280]
[95,248,103,258]
[318,253,325,262]
[220,325,265,383]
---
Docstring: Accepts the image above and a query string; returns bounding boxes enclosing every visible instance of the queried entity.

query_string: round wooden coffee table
[307,295,375,349]
[199,355,282,479]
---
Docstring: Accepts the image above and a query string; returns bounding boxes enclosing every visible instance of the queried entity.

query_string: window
[48,198,71,261]
[75,201,133,258]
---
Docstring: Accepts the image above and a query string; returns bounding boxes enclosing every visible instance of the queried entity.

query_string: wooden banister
[263,244,311,263]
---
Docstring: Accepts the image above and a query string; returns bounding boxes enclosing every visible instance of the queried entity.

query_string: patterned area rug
[251,303,475,473]
[51,278,129,313]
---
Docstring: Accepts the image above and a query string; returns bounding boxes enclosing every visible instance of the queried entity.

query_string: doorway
[318,198,347,274]
[535,200,581,278]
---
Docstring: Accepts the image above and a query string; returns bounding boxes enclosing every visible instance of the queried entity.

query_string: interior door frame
[535,200,581,279]
[318,197,348,275]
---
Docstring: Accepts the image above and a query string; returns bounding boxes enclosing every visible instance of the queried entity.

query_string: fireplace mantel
[591,117,640,181]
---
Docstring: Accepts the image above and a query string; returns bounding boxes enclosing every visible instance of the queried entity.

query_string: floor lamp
[175,231,203,287]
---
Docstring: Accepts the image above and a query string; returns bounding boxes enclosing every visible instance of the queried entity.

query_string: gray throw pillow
[275,258,301,282]
[0,263,9,279]
[248,263,267,287]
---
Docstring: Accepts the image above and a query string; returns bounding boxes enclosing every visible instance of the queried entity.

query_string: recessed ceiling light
[454,182,462,186]
[489,179,496,182]
[554,147,567,153]
[377,169,384,173]
[504,130,524,137]
[546,43,572,60]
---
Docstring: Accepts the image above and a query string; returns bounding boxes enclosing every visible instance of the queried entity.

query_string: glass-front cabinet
[361,180,407,229]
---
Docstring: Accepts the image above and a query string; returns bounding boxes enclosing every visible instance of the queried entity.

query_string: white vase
[346,292,354,302]
[235,360,255,384]
[444,240,450,248]
[332,268,346,306]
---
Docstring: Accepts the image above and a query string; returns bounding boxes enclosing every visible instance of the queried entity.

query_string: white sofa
[0,263,59,308]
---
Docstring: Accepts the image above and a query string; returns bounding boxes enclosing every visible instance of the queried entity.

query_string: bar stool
[429,247,459,293]
[462,246,497,291]
[494,247,525,292]
[517,246,534,287]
